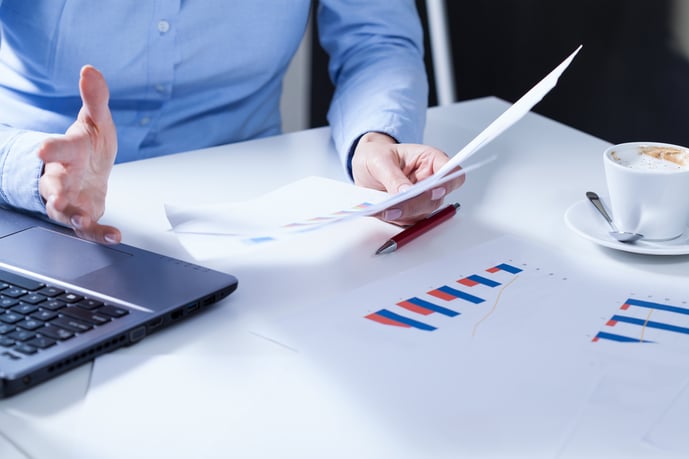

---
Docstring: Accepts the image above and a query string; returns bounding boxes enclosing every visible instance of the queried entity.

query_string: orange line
[471,276,519,337]
[638,309,654,342]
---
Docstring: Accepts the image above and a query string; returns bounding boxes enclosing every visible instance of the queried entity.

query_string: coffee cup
[603,142,689,241]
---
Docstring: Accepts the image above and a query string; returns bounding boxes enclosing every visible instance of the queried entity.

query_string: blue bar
[625,298,689,316]
[595,331,652,343]
[496,263,522,274]
[437,286,485,304]
[243,236,275,244]
[375,309,437,331]
[465,275,501,287]
[611,315,689,336]
[405,297,459,317]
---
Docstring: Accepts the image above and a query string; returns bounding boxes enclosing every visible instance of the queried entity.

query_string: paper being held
[434,45,582,178]
[332,44,582,214]
[165,46,582,256]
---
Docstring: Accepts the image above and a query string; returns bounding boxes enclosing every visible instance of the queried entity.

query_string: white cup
[603,141,689,241]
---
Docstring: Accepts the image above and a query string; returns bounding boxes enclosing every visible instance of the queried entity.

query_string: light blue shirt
[0,0,427,213]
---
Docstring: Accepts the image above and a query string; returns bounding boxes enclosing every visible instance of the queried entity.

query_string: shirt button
[139,117,151,126]
[154,84,166,94]
[157,20,170,33]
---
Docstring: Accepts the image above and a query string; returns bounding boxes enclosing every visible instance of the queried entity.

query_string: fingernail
[431,187,447,200]
[383,208,402,221]
[104,233,118,244]
[70,215,83,229]
[398,184,411,193]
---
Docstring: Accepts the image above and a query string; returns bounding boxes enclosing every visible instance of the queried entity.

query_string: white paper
[166,176,387,238]
[165,47,581,250]
[434,45,582,177]
[254,235,689,456]
[643,377,689,454]
[165,176,391,259]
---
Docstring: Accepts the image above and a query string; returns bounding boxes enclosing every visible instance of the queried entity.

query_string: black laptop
[0,205,238,398]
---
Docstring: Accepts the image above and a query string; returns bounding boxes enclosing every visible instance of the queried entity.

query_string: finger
[36,135,84,163]
[377,190,445,226]
[48,202,121,245]
[39,160,89,211]
[360,150,415,194]
[79,65,111,126]
[73,219,122,245]
[40,176,68,214]
[44,195,91,231]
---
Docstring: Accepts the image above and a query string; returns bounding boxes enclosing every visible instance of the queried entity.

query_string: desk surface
[1,97,688,458]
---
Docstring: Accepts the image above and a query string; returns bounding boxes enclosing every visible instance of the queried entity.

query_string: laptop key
[20,293,47,305]
[31,310,58,321]
[7,329,34,342]
[0,336,15,347]
[51,316,92,333]
[75,299,104,310]
[57,293,83,303]
[11,304,38,315]
[0,296,19,308]
[2,287,27,298]
[13,344,37,355]
[97,305,129,318]
[61,307,110,326]
[38,325,74,341]
[26,336,56,349]
[0,312,23,324]
[37,286,64,297]
[16,318,44,331]
[42,300,67,311]
[0,268,44,291]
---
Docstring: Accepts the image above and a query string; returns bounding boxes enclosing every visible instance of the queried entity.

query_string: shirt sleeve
[316,0,429,173]
[0,125,50,213]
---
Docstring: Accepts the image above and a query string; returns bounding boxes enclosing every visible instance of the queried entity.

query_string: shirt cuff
[0,130,51,213]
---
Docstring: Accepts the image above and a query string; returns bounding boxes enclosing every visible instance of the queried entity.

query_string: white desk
[1,97,688,458]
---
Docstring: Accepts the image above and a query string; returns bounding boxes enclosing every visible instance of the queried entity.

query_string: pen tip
[375,240,396,255]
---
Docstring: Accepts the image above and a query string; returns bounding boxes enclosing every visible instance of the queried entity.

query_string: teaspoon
[585,191,643,243]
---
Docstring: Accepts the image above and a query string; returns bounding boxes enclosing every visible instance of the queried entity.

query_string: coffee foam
[610,146,689,171]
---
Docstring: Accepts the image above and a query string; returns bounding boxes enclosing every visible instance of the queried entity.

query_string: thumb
[78,65,111,125]
[378,165,414,194]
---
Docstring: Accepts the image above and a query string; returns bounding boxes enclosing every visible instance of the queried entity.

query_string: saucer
[564,199,689,255]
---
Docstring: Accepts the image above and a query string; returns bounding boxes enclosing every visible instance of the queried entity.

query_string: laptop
[0,205,238,398]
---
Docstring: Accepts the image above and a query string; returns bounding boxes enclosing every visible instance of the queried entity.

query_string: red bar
[486,267,500,273]
[365,312,411,328]
[606,319,618,326]
[620,303,630,310]
[458,278,479,287]
[396,300,433,315]
[428,289,456,301]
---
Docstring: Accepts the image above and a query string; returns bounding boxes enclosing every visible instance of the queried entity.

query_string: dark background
[309,1,689,147]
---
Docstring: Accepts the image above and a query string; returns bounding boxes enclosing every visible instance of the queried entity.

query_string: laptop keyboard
[0,268,129,358]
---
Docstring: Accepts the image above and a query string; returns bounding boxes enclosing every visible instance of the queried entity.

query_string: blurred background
[285,0,689,148]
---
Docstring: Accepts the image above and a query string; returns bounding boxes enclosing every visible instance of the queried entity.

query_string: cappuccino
[609,145,689,171]
[604,141,689,240]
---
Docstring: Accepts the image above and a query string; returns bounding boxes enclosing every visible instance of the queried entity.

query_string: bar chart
[365,262,523,331]
[593,298,689,344]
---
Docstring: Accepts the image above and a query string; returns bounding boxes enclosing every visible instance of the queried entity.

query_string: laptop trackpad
[0,226,132,280]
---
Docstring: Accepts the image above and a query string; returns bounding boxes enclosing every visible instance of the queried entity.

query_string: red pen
[375,203,460,255]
